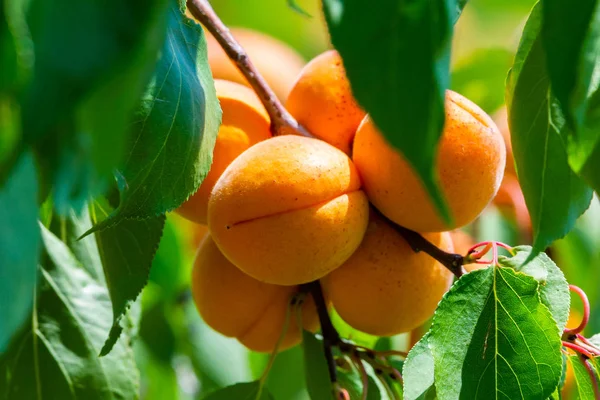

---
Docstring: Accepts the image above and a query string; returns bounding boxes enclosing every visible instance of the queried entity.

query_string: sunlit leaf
[303,330,334,400]
[403,333,436,400]
[429,267,563,399]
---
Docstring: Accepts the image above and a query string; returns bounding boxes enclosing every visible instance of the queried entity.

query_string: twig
[301,281,340,384]
[185,0,312,137]
[372,207,465,277]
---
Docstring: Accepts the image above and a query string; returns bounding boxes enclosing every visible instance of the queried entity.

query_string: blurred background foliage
[134,0,599,399]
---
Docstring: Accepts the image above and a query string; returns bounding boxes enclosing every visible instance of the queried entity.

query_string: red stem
[563,341,595,359]
[564,285,591,336]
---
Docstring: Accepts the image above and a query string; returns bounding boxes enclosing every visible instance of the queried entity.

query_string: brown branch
[185,0,312,138]
[372,207,465,278]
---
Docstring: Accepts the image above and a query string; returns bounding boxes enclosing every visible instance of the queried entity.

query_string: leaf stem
[579,355,600,400]
[185,0,312,137]
[564,285,590,336]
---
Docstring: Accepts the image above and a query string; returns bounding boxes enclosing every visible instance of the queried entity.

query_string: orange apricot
[205,27,305,100]
[353,90,506,232]
[176,80,271,224]
[191,234,320,352]
[208,135,370,286]
[323,211,454,336]
[286,50,366,155]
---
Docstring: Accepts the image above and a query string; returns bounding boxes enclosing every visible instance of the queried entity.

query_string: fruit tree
[1,0,600,399]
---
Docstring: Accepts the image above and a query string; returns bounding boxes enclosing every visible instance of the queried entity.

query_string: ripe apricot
[353,90,506,232]
[191,234,320,353]
[286,50,366,155]
[323,211,454,336]
[205,27,305,100]
[176,80,271,224]
[208,135,369,286]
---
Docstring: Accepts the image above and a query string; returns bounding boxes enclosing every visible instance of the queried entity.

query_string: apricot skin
[324,212,454,336]
[205,28,305,100]
[208,135,370,286]
[352,90,506,233]
[176,80,271,224]
[286,50,365,155]
[191,234,319,353]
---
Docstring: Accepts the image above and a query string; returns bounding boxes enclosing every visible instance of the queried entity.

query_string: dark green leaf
[454,0,469,23]
[89,198,165,355]
[149,218,185,298]
[322,0,454,223]
[568,355,598,399]
[0,152,39,354]
[577,139,600,195]
[403,333,436,400]
[202,381,274,400]
[498,245,571,332]
[261,346,309,400]
[139,301,176,364]
[302,330,334,400]
[506,2,593,254]
[0,226,138,399]
[23,0,170,213]
[429,267,563,399]
[98,3,221,226]
[542,0,600,164]
[451,48,513,113]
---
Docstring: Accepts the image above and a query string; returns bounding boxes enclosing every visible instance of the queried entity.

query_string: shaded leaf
[403,333,436,400]
[506,2,593,254]
[202,381,273,400]
[498,245,571,332]
[0,152,39,354]
[541,0,600,170]
[0,226,138,399]
[303,330,334,400]
[22,0,170,213]
[89,198,165,355]
[429,267,562,399]
[322,0,455,224]
[97,2,221,226]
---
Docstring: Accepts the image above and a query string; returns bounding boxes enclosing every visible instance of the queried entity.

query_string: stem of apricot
[372,207,465,277]
[564,285,591,336]
[185,0,312,138]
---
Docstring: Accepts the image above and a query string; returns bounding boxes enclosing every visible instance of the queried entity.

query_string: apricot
[286,50,366,155]
[208,135,369,286]
[205,27,305,100]
[191,234,320,352]
[176,80,271,224]
[324,211,454,336]
[353,90,506,232]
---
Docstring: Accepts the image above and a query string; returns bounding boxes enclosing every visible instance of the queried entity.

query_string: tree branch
[372,207,465,278]
[185,0,312,138]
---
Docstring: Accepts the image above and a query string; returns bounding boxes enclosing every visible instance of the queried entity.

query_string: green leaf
[568,355,599,399]
[429,267,563,399]
[149,218,186,298]
[403,333,437,400]
[202,381,274,400]
[498,245,571,332]
[506,2,593,254]
[22,0,170,213]
[451,48,514,114]
[0,225,138,399]
[302,330,334,400]
[322,0,455,224]
[577,139,600,195]
[0,152,39,354]
[541,0,600,165]
[98,2,221,226]
[89,198,165,356]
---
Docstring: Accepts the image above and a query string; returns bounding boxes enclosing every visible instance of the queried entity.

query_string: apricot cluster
[179,31,506,351]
